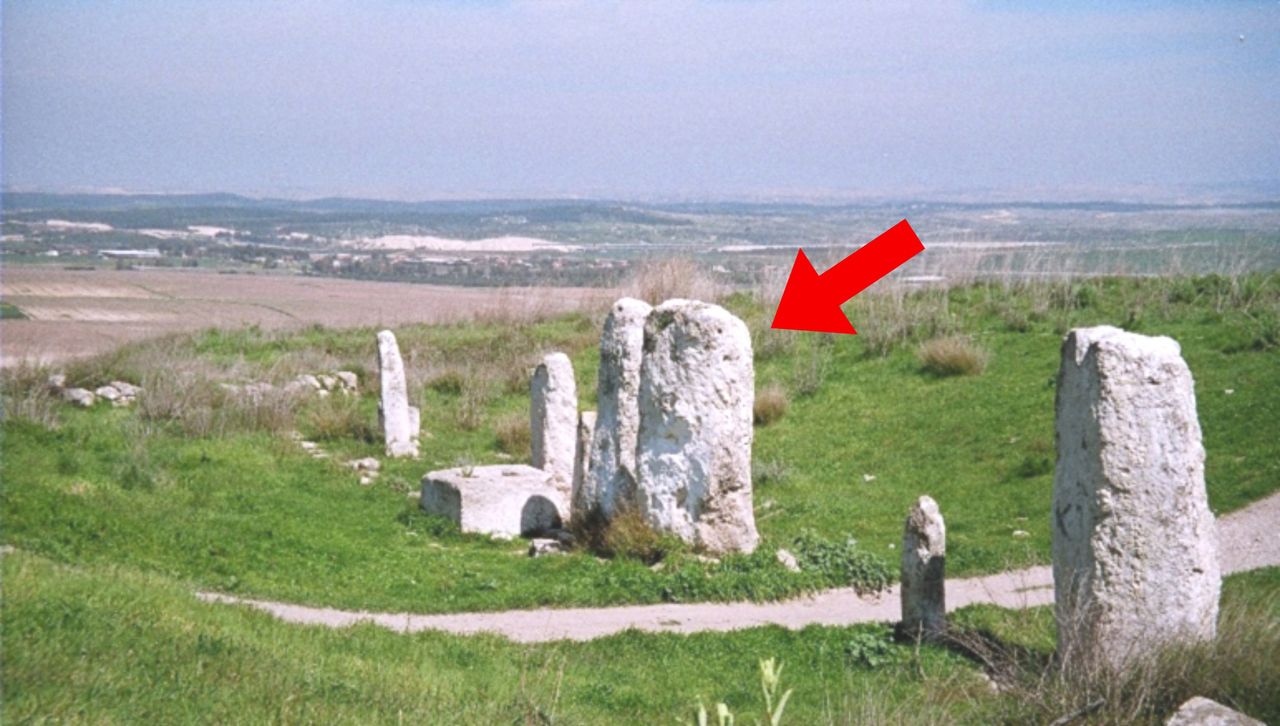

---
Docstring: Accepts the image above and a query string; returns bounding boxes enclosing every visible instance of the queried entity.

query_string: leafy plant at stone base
[843,627,897,669]
[693,658,793,726]
[790,529,893,595]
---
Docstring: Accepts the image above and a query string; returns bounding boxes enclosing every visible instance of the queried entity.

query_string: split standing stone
[635,299,758,554]
[1052,326,1219,670]
[571,410,596,514]
[581,297,652,520]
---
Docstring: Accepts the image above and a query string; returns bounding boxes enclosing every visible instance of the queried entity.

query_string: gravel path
[197,492,1280,643]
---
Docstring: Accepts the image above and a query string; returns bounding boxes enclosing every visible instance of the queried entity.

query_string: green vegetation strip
[2,275,1277,615]
[3,553,1275,724]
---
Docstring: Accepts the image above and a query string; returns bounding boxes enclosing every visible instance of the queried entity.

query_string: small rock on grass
[348,457,381,473]
[528,539,568,557]
[775,548,801,572]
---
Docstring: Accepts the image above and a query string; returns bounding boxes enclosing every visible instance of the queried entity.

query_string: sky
[2,1,1278,201]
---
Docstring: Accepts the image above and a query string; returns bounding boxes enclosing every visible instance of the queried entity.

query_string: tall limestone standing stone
[572,410,596,509]
[635,299,758,554]
[900,495,946,639]
[1052,326,1219,669]
[376,330,419,458]
[579,298,652,519]
[530,352,578,497]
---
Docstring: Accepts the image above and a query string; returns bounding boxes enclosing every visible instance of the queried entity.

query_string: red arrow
[770,219,924,335]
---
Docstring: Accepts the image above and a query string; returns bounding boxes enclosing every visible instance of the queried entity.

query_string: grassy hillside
[2,274,1277,615]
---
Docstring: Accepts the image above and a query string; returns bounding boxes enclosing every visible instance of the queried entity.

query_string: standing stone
[1052,326,1219,670]
[530,352,578,496]
[572,411,596,513]
[376,330,419,458]
[581,298,652,519]
[900,495,946,639]
[635,299,758,554]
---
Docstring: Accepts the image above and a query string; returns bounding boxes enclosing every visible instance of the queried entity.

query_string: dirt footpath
[197,491,1280,643]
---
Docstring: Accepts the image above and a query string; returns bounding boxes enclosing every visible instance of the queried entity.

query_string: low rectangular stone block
[420,465,568,539]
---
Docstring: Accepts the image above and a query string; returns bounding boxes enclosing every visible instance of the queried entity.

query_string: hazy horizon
[4,2,1278,202]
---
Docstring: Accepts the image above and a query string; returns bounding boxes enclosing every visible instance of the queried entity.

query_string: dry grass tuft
[753,383,790,426]
[0,363,61,429]
[301,394,376,442]
[494,412,531,459]
[943,587,1280,725]
[626,257,727,305]
[917,336,989,377]
[570,507,674,565]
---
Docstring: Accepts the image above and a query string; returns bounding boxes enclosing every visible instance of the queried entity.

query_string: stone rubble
[1165,697,1263,726]
[1052,326,1219,670]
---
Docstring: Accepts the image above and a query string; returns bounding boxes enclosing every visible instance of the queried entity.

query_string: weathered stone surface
[571,411,596,514]
[1052,326,1219,669]
[581,297,652,520]
[62,388,96,407]
[110,381,142,398]
[317,374,338,391]
[348,457,380,473]
[298,373,322,391]
[900,495,946,639]
[530,352,577,494]
[635,299,758,554]
[1165,697,1263,726]
[377,330,419,458]
[47,373,67,391]
[420,465,568,539]
[409,405,421,438]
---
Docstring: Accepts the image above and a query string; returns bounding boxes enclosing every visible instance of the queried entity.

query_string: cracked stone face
[635,299,758,554]
[1052,326,1219,670]
[578,297,651,521]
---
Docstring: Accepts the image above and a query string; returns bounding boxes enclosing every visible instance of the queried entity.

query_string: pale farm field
[0,266,617,366]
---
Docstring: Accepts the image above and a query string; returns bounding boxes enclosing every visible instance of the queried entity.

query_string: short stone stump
[420,465,569,539]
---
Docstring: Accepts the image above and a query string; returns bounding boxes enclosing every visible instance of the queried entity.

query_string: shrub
[627,257,726,305]
[571,507,677,565]
[426,368,465,395]
[917,336,989,377]
[494,412,531,459]
[753,383,789,426]
[790,530,892,595]
[950,586,1280,724]
[302,394,376,442]
[843,628,897,668]
[0,363,60,429]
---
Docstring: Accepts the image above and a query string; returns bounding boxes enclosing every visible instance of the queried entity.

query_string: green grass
[4,552,1275,724]
[2,274,1278,615]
